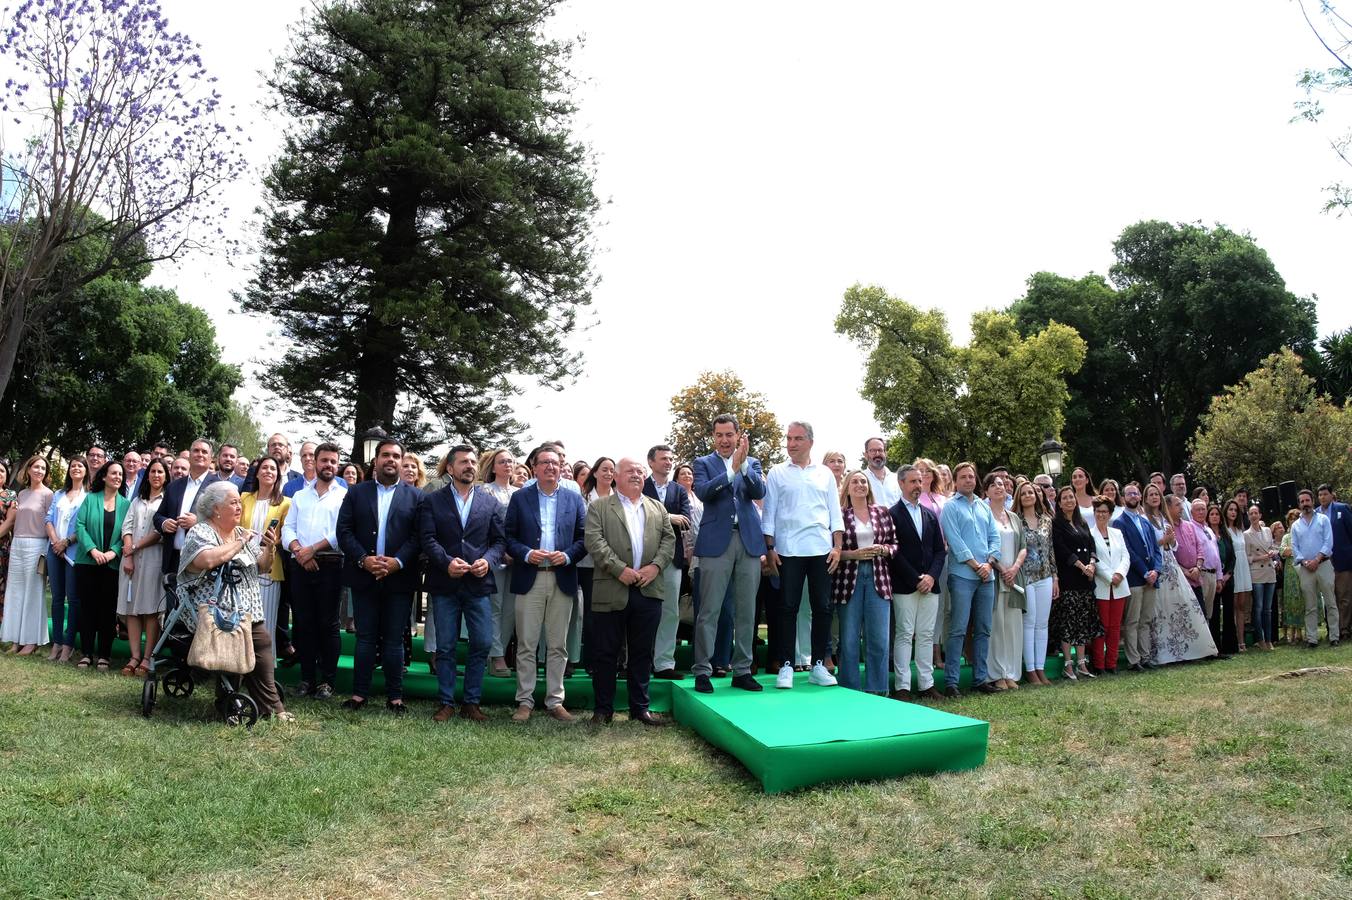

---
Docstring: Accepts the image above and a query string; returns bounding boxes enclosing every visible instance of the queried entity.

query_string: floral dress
[1280,533,1307,628]
[0,488,18,618]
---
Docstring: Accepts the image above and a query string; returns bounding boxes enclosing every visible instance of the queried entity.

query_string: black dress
[1051,515,1104,646]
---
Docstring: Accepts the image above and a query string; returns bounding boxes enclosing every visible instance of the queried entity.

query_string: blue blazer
[336,480,423,592]
[1112,511,1163,588]
[691,451,766,557]
[888,500,946,595]
[643,476,693,568]
[1324,502,1352,572]
[419,485,506,597]
[504,483,587,595]
[154,472,223,574]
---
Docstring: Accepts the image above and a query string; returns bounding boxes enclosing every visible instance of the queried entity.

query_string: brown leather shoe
[432,704,456,723]
[458,704,487,722]
[546,705,573,722]
[919,687,943,701]
[631,710,667,727]
[511,704,532,722]
[890,689,913,701]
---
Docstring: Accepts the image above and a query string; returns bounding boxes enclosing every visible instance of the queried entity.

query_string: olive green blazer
[584,493,675,612]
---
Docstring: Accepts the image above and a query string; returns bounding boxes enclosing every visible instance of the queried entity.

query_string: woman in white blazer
[1089,496,1131,675]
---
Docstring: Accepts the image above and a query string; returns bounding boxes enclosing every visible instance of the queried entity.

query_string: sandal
[96,659,110,671]
[77,657,92,668]
[1063,662,1077,681]
[121,658,141,676]
[135,659,151,676]
[1077,661,1096,679]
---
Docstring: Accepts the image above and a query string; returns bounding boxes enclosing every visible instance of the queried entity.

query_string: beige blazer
[584,492,675,612]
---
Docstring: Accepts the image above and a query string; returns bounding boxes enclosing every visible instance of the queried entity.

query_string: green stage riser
[670,675,989,793]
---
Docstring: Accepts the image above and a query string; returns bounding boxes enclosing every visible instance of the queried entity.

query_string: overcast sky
[144,0,1352,468]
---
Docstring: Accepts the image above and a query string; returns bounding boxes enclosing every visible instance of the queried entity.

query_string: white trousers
[891,590,937,690]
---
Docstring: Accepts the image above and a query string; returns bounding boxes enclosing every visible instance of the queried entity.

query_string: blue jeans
[351,586,413,700]
[1251,581,1275,643]
[838,562,891,692]
[945,572,995,688]
[432,592,492,706]
[47,552,79,646]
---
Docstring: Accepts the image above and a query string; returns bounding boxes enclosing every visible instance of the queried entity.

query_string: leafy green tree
[667,371,785,467]
[834,283,962,464]
[836,285,1085,474]
[243,0,598,459]
[1011,221,1318,479]
[1309,327,1352,403]
[216,400,266,460]
[1191,348,1352,498]
[0,249,240,458]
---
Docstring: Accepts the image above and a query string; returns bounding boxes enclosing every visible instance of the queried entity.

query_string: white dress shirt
[282,479,348,552]
[617,492,647,570]
[900,497,924,537]
[866,467,901,508]
[174,472,211,550]
[762,461,844,556]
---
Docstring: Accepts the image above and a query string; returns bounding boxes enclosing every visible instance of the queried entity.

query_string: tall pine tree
[244,0,597,457]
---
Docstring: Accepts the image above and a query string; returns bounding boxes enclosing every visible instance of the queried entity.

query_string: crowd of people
[0,418,1346,726]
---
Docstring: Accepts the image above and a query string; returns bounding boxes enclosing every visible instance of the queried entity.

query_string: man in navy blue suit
[1113,482,1163,671]
[504,445,587,722]
[336,438,423,713]
[888,464,946,700]
[420,444,506,723]
[1317,484,1352,642]
[155,438,222,580]
[643,443,693,679]
[689,413,767,694]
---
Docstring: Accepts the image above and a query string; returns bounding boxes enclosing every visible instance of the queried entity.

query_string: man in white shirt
[281,442,349,698]
[863,436,901,508]
[763,421,843,689]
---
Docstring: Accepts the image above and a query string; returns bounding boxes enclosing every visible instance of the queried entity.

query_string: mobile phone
[268,518,280,531]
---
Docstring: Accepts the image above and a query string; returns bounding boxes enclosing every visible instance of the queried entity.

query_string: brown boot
[432,704,456,723]
[458,704,487,722]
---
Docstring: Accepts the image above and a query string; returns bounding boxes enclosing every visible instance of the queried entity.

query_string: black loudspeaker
[1279,481,1298,516]
[1261,485,1280,521]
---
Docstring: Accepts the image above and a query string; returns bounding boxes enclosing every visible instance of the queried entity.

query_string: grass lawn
[2,645,1351,899]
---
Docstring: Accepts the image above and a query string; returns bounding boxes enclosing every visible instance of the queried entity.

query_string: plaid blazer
[831,504,897,603]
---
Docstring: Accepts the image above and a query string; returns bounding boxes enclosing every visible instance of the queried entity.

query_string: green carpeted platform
[670,673,989,793]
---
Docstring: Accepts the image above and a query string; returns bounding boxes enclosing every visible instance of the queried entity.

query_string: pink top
[15,486,54,538]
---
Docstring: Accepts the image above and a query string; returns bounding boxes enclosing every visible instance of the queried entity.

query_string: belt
[1201,567,1216,574]
[313,553,343,565]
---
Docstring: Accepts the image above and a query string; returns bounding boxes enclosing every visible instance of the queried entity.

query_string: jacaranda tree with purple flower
[0,0,245,401]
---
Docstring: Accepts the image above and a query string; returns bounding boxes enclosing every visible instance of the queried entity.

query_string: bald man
[583,457,676,726]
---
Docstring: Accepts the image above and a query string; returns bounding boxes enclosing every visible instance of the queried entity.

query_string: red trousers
[1091,596,1126,671]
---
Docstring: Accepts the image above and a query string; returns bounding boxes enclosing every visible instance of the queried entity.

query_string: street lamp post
[359,423,388,467]
[1038,432,1065,486]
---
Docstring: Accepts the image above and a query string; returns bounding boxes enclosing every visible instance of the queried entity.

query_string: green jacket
[74,490,131,569]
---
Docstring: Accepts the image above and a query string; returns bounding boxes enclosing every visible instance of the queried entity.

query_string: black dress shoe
[631,710,667,727]
[386,701,408,715]
[975,681,1002,694]
[1332,640,1341,648]
[1128,663,1146,673]
[589,711,614,726]
[694,674,714,693]
[652,668,685,680]
[919,687,943,701]
[340,697,366,711]
[944,685,962,699]
[731,673,763,692]
[890,689,913,701]
[1307,642,1320,649]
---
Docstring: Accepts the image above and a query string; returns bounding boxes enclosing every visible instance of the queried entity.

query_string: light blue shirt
[901,497,924,537]
[452,485,475,530]
[374,480,398,557]
[538,487,558,554]
[941,492,1000,581]
[1291,511,1333,564]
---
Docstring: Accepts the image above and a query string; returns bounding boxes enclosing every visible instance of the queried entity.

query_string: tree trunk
[0,288,29,407]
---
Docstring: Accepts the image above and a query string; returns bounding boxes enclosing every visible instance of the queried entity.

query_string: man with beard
[420,445,506,722]
[282,442,349,698]
[337,438,424,713]
[863,436,901,508]
[1112,482,1163,670]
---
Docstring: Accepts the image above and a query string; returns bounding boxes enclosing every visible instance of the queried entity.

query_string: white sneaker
[775,662,795,689]
[809,661,838,686]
